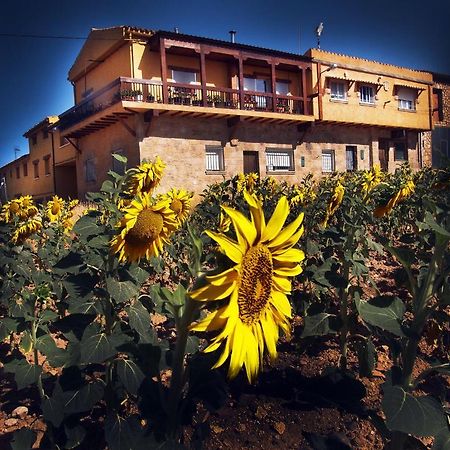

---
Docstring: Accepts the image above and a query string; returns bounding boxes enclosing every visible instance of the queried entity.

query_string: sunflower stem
[167,294,196,441]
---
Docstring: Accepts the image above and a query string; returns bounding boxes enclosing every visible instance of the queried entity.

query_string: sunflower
[321,181,345,228]
[218,211,231,233]
[245,173,259,194]
[362,165,382,200]
[110,192,178,263]
[0,199,21,223]
[11,218,42,244]
[374,179,415,218]
[189,191,305,383]
[127,157,166,195]
[46,196,65,222]
[163,188,192,226]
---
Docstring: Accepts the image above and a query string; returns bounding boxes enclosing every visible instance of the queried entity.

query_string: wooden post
[160,38,168,104]
[238,54,244,110]
[270,61,277,112]
[301,66,308,115]
[200,47,207,107]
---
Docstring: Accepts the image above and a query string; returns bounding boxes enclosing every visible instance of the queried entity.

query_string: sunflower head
[321,182,345,228]
[128,157,166,195]
[162,188,192,226]
[111,192,177,263]
[11,218,42,245]
[190,190,305,383]
[46,196,65,222]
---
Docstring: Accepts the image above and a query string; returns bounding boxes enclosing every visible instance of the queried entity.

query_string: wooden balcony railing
[59,77,313,131]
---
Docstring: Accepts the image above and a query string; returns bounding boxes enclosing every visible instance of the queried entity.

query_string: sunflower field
[0,154,449,450]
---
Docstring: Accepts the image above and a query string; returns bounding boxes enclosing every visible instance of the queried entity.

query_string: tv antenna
[14,147,21,160]
[315,22,324,49]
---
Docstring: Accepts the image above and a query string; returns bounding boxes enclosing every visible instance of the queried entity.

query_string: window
[23,163,28,177]
[85,158,96,182]
[359,85,374,104]
[205,146,224,172]
[266,149,294,172]
[112,150,126,175]
[44,155,51,175]
[33,160,39,178]
[31,134,37,145]
[43,130,49,139]
[330,81,347,100]
[244,77,270,93]
[433,89,443,122]
[397,88,416,111]
[394,142,407,161]
[171,69,197,84]
[346,146,357,171]
[322,150,335,173]
[16,166,20,179]
[275,81,290,95]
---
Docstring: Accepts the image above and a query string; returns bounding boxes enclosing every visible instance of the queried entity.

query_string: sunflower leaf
[116,359,145,395]
[106,277,140,304]
[301,313,338,338]
[11,428,37,450]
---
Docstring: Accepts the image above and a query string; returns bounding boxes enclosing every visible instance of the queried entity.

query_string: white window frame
[171,69,197,84]
[330,81,347,101]
[205,146,224,172]
[397,87,416,111]
[322,149,335,173]
[359,85,375,105]
[85,157,97,182]
[266,149,294,173]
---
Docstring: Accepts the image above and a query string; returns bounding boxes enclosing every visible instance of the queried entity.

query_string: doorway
[378,139,389,171]
[243,151,260,174]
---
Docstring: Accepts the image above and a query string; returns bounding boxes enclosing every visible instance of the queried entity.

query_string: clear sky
[0,0,449,168]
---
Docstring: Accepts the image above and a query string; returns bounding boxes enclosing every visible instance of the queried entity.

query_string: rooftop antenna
[14,147,20,160]
[315,22,324,49]
[229,30,236,44]
[174,27,179,33]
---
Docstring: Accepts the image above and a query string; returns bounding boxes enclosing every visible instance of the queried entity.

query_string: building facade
[2,26,437,202]
[0,117,77,203]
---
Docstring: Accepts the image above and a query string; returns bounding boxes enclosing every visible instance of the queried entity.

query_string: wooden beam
[271,62,277,112]
[200,46,207,107]
[301,68,308,115]
[238,56,244,110]
[65,137,82,154]
[117,117,136,137]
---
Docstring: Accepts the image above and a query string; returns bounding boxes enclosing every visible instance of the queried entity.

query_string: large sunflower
[128,157,166,195]
[0,199,21,223]
[111,192,178,263]
[163,188,192,226]
[11,218,42,244]
[46,196,65,222]
[190,191,305,383]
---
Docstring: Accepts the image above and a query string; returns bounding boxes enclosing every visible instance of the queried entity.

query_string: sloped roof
[23,116,59,138]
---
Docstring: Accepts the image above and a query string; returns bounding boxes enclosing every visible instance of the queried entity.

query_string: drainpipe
[317,63,323,120]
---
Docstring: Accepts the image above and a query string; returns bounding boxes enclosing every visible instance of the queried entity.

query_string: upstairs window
[23,163,28,177]
[31,135,37,146]
[330,81,347,100]
[16,166,20,179]
[397,87,416,111]
[171,69,197,84]
[275,81,290,95]
[433,89,444,122]
[44,155,51,175]
[33,160,39,178]
[359,85,374,104]
[205,146,224,172]
[266,149,294,172]
[244,77,270,93]
[322,150,335,173]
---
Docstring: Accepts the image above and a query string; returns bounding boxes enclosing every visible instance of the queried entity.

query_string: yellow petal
[273,248,305,262]
[190,281,236,301]
[189,306,229,332]
[222,206,257,248]
[273,275,292,293]
[262,196,289,241]
[274,264,303,277]
[228,321,245,379]
[205,230,243,264]
[206,268,238,286]
[268,213,304,249]
[270,291,292,318]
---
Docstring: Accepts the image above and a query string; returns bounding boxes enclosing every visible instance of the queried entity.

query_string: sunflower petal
[270,291,292,318]
[205,230,243,264]
[190,281,236,301]
[262,196,289,241]
[268,213,304,250]
[222,206,257,248]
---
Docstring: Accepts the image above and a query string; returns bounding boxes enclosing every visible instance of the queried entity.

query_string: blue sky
[1,0,449,167]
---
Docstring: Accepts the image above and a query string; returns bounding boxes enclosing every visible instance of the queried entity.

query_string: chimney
[174,27,179,34]
[229,30,236,43]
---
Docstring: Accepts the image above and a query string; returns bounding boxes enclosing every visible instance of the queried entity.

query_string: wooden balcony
[59,77,314,138]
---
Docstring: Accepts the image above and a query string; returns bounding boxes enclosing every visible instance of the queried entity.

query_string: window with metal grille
[346,146,357,171]
[359,85,374,104]
[322,150,335,173]
[85,158,96,182]
[266,149,294,172]
[331,81,347,100]
[205,146,224,172]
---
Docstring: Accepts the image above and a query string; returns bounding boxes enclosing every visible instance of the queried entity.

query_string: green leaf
[53,251,85,274]
[382,385,448,437]
[186,335,200,354]
[301,313,337,338]
[104,414,150,450]
[101,179,115,193]
[433,430,450,450]
[87,234,110,249]
[36,335,68,368]
[112,153,128,163]
[11,428,36,450]
[63,382,104,414]
[355,338,376,377]
[64,273,97,301]
[106,277,140,304]
[385,245,416,269]
[355,294,406,337]
[72,214,100,239]
[4,359,43,390]
[423,211,450,239]
[127,265,150,285]
[0,317,18,340]
[64,424,87,449]
[80,324,118,364]
[127,300,156,343]
[42,394,65,427]
[116,359,145,395]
